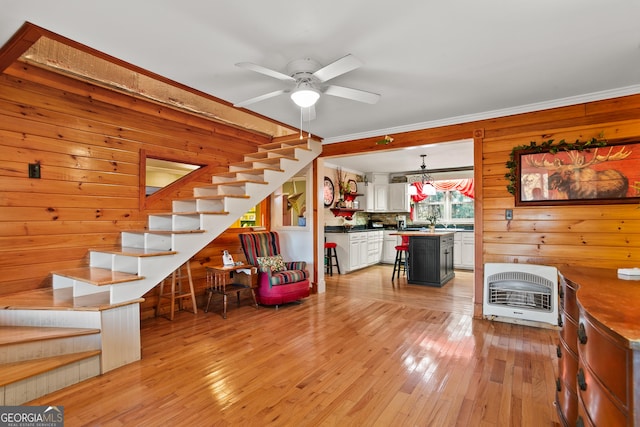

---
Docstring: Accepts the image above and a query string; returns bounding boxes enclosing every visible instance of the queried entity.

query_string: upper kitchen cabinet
[388,182,410,212]
[362,173,410,213]
[363,173,389,212]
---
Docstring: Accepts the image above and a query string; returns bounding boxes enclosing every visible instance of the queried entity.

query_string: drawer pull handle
[557,315,563,327]
[577,368,587,391]
[556,345,562,359]
[555,378,562,392]
[578,323,588,344]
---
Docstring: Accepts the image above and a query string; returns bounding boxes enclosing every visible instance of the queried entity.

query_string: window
[414,185,474,224]
[145,158,202,195]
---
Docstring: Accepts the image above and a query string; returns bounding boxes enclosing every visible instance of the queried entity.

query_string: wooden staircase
[0,138,322,404]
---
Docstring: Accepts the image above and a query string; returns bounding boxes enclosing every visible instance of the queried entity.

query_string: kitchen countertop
[390,231,456,236]
[325,227,473,234]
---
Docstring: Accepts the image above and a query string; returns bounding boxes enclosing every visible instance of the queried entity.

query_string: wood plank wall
[0,63,272,319]
[322,96,640,316]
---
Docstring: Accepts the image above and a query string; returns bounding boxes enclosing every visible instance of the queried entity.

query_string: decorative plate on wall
[348,179,357,193]
[323,176,335,207]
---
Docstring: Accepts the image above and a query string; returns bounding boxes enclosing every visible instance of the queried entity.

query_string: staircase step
[89,246,177,257]
[251,145,311,158]
[125,229,206,235]
[230,156,297,169]
[51,267,143,286]
[258,139,311,151]
[0,326,100,347]
[0,350,101,387]
[206,179,269,187]
[214,167,282,179]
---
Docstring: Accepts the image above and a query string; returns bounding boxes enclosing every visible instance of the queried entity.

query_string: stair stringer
[53,139,322,304]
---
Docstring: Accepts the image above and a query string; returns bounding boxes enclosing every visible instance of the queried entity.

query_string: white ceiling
[2,1,640,173]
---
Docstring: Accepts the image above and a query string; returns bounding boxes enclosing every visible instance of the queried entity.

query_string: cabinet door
[460,233,474,268]
[388,183,409,212]
[440,236,454,278]
[358,239,368,268]
[349,239,360,270]
[382,235,398,264]
[453,233,462,268]
[373,185,388,211]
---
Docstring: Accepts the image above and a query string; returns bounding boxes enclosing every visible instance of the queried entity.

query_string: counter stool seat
[392,236,409,281]
[325,242,340,276]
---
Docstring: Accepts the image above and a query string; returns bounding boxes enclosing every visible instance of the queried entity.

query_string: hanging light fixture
[290,80,320,108]
[419,154,437,195]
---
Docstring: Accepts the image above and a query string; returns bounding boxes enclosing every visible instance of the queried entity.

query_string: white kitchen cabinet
[453,231,474,269]
[382,230,401,264]
[326,230,386,273]
[363,173,389,212]
[388,183,410,212]
[367,230,383,264]
[364,184,388,212]
[350,233,367,270]
[460,232,474,269]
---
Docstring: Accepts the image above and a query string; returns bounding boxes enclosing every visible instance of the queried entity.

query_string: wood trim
[472,129,485,318]
[0,22,43,73]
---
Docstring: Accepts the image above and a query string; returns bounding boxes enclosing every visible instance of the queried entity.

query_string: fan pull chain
[299,107,303,140]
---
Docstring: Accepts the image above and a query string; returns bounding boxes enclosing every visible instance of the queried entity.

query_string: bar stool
[325,242,340,276]
[156,260,198,320]
[392,236,409,281]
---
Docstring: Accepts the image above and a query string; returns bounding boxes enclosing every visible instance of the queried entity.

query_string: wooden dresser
[557,267,640,426]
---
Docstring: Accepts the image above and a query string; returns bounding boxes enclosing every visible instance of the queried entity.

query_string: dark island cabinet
[408,233,455,287]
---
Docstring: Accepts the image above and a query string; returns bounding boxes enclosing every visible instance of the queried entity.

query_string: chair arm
[286,261,307,271]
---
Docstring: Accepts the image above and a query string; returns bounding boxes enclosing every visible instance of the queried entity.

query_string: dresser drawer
[556,377,578,426]
[578,361,627,426]
[577,395,596,427]
[560,313,578,356]
[559,274,579,321]
[578,312,630,405]
[558,338,578,393]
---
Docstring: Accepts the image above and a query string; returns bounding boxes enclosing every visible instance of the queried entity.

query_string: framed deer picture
[514,141,640,206]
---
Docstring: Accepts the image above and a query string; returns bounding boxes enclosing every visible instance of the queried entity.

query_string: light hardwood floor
[28,265,560,426]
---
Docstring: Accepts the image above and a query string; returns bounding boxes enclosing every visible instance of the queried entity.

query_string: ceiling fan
[233,54,381,120]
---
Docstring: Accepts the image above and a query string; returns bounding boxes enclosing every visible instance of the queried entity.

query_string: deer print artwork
[519,144,640,203]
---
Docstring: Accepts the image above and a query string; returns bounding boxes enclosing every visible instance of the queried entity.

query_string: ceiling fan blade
[235,62,295,82]
[233,89,288,108]
[324,85,381,104]
[312,54,363,82]
[302,105,316,122]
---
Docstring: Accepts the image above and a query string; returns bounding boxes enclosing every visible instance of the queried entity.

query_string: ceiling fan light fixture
[291,82,320,108]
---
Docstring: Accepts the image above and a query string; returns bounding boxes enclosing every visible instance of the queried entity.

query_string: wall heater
[483,263,558,326]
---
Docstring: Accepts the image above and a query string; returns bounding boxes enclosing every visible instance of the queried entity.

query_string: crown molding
[322,85,640,145]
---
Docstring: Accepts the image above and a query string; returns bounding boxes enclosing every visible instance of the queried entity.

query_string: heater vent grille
[483,263,558,326]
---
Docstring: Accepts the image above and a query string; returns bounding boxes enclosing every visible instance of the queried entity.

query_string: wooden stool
[325,242,340,276]
[156,260,197,320]
[392,236,409,281]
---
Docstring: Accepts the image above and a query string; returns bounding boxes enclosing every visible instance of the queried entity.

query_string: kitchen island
[392,231,455,286]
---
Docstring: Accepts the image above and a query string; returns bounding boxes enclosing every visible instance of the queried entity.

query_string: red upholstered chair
[238,231,310,306]
[392,235,409,281]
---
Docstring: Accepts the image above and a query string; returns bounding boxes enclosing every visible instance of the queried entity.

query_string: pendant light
[420,154,437,195]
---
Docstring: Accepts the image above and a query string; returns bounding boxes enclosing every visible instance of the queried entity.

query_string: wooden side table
[204,264,258,319]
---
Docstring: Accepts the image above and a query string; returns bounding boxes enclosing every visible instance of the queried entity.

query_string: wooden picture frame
[514,141,640,206]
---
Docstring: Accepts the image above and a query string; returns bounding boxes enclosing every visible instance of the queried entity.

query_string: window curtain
[433,179,475,199]
[409,179,474,220]
[409,182,428,220]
